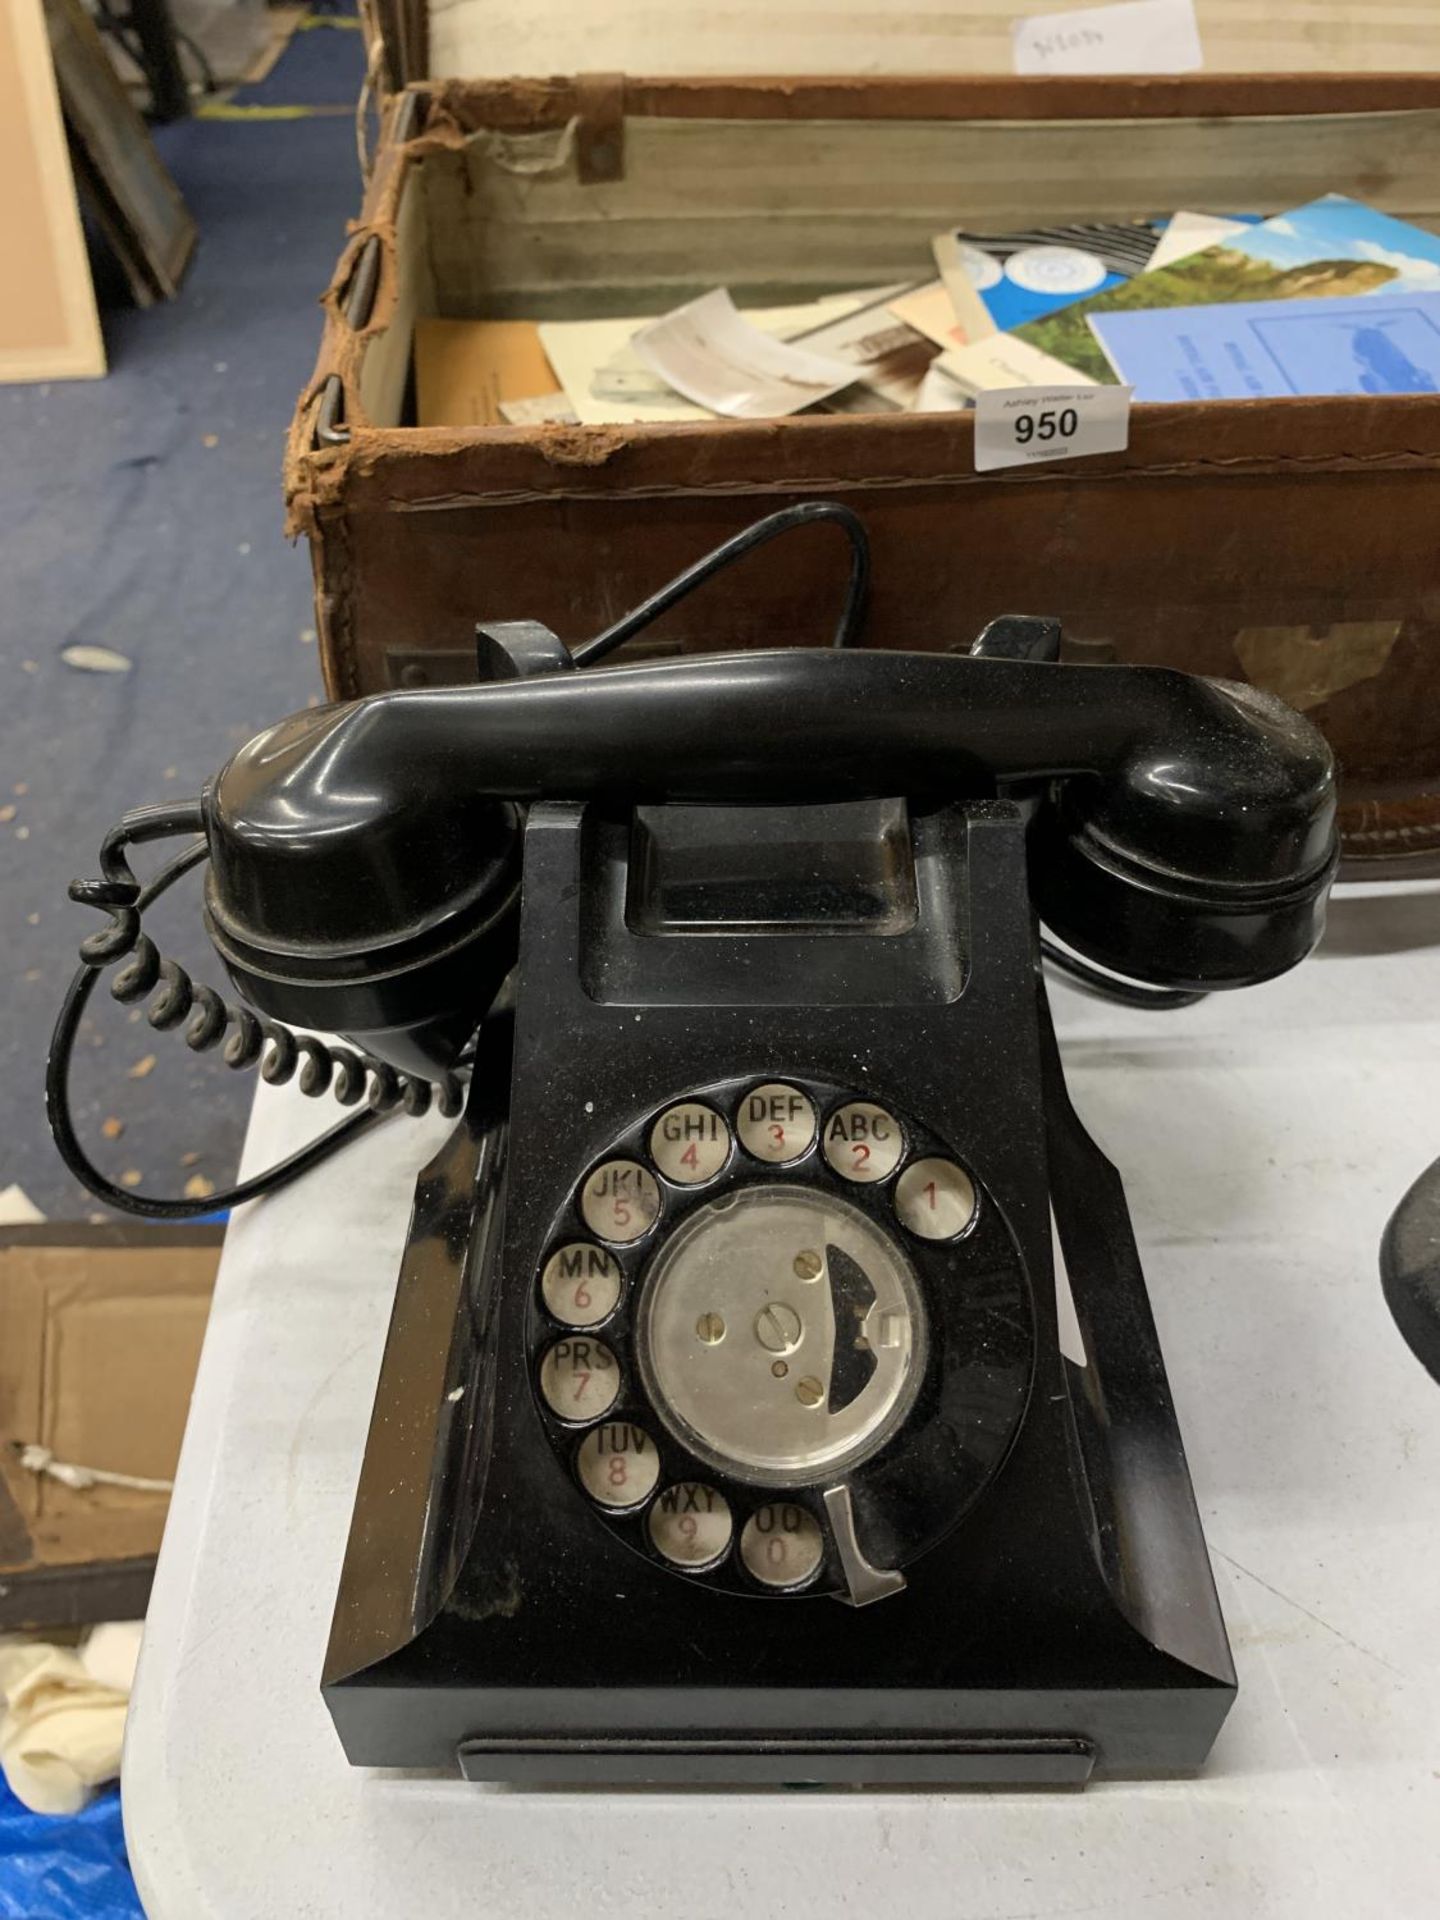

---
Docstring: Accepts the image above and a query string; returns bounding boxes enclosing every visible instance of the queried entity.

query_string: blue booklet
[1089,290,1440,401]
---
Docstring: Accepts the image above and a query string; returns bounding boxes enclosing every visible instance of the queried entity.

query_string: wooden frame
[0,0,104,383]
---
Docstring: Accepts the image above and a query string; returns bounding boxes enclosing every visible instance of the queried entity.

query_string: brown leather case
[286,74,1440,872]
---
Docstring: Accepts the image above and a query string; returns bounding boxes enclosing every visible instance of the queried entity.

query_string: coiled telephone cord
[47,802,467,1221]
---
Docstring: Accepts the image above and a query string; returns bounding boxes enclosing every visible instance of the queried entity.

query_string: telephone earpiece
[1027,674,1337,991]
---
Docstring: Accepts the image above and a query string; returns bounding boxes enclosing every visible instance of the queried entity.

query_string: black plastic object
[474,618,576,682]
[201,762,521,1076]
[569,499,870,665]
[1381,1156,1440,1384]
[321,801,1236,1782]
[204,647,1337,1062]
[968,613,1063,662]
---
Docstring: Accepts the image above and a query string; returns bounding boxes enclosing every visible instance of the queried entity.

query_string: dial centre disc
[637,1185,925,1486]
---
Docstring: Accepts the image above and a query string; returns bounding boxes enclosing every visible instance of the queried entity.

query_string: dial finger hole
[539,1337,620,1422]
[576,1422,660,1510]
[894,1158,976,1241]
[650,1103,731,1185]
[823,1103,903,1183]
[541,1243,623,1327]
[580,1160,661,1245]
[737,1084,817,1165]
[741,1502,825,1589]
[648,1482,732,1569]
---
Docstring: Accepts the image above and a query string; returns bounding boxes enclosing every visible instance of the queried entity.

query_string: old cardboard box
[0,1226,220,1629]
[287,7,1440,871]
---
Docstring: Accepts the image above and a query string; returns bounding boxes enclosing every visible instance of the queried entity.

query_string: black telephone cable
[571,500,870,666]
[48,805,466,1220]
[1039,936,1206,1010]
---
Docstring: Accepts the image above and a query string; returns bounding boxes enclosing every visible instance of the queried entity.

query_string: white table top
[125,880,1440,1919]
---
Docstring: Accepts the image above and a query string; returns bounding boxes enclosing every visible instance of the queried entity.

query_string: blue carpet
[0,17,367,1215]
[231,4,368,107]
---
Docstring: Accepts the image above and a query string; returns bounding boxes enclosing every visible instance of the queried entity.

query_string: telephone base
[322,803,1235,1786]
[322,1019,1235,1786]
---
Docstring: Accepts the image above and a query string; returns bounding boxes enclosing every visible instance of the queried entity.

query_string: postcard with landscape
[1012,196,1440,383]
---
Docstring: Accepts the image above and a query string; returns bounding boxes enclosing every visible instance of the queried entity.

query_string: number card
[973,383,1133,473]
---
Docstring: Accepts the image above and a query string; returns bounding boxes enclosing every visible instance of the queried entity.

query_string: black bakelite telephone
[50,504,1339,1785]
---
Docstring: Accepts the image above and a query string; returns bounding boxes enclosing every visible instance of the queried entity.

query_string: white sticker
[974,384,1132,474]
[1012,0,1203,76]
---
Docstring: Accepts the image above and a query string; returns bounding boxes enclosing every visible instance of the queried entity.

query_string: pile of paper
[928,196,1440,407]
[412,196,1440,428]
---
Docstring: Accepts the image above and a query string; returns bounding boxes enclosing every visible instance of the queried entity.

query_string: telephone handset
[51,506,1338,1783]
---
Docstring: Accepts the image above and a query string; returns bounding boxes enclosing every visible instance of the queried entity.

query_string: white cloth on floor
[0,1620,143,1814]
